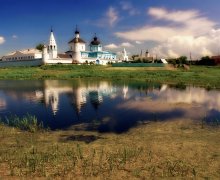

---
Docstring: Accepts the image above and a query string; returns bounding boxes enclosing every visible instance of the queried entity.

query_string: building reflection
[0,98,6,111]
[43,80,117,115]
[1,80,220,117]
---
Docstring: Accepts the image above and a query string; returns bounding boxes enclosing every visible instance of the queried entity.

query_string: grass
[2,114,44,132]
[0,118,219,179]
[0,65,220,88]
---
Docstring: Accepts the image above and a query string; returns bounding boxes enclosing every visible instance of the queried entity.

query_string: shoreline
[0,65,219,88]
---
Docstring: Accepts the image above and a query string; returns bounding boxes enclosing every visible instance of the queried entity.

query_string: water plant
[3,114,44,132]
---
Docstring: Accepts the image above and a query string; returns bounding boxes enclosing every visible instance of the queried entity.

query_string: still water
[0,80,219,133]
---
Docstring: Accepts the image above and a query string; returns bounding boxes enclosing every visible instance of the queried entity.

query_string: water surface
[0,80,219,133]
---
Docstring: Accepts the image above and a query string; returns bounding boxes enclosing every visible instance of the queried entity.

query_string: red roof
[58,54,71,58]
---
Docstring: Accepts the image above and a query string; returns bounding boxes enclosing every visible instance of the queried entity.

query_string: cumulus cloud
[94,6,119,27]
[105,42,133,50]
[120,1,139,15]
[120,42,133,47]
[115,7,219,58]
[104,43,119,49]
[135,41,142,44]
[106,7,118,27]
[0,36,5,45]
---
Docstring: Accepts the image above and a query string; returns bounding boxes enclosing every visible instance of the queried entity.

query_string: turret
[48,28,57,59]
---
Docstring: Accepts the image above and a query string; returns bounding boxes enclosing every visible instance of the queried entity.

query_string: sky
[0,0,220,59]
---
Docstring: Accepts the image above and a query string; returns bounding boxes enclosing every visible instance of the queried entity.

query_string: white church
[1,28,128,67]
[42,28,121,65]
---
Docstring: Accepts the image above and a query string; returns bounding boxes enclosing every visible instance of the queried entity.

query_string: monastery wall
[45,58,72,64]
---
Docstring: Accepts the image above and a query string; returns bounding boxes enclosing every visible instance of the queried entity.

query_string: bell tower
[48,28,57,59]
[72,26,82,63]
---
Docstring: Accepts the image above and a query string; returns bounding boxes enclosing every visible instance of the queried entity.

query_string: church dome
[75,29,79,34]
[90,35,101,45]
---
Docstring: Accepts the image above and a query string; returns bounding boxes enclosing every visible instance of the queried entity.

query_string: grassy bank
[0,119,219,179]
[0,65,220,88]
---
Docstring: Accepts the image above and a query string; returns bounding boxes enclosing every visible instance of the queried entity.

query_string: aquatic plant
[3,114,43,132]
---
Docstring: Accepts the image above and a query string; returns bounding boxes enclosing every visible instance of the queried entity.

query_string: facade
[1,48,42,61]
[42,29,72,64]
[0,28,119,66]
[65,30,118,65]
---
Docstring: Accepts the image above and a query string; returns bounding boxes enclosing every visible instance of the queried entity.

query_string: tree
[199,56,215,65]
[36,43,44,51]
[178,56,188,65]
[131,54,139,60]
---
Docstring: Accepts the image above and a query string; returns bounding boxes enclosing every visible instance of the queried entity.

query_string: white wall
[45,58,72,64]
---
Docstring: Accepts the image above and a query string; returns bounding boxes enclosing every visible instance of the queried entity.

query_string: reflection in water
[0,80,219,133]
[0,98,6,111]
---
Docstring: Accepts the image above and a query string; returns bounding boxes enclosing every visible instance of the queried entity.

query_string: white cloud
[12,35,18,39]
[0,36,5,45]
[152,32,219,59]
[115,7,219,58]
[148,8,199,23]
[94,6,119,27]
[120,1,139,15]
[135,41,142,44]
[104,43,119,49]
[106,7,118,27]
[105,42,134,50]
[120,42,133,47]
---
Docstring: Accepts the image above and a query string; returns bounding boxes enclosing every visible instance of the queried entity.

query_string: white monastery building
[43,28,119,65]
[1,48,42,61]
[0,28,121,67]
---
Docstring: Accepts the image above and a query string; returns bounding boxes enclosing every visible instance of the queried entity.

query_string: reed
[2,114,44,132]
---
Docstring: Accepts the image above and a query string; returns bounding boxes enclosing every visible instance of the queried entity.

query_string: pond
[0,79,219,133]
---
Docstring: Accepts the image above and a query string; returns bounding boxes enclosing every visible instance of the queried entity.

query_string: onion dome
[90,34,101,45]
[75,25,79,34]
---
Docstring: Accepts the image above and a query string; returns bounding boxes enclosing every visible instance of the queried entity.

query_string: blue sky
[0,0,220,58]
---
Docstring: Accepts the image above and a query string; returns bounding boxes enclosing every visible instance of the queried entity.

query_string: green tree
[199,56,215,65]
[131,54,139,60]
[178,56,188,65]
[36,43,44,51]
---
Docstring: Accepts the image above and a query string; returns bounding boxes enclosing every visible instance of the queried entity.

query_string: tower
[48,28,57,59]
[71,26,85,63]
[145,49,149,58]
[72,28,81,63]
[123,48,128,61]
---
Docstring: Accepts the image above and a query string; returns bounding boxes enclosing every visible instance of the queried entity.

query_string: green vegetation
[2,114,44,132]
[35,43,44,51]
[0,65,220,88]
[0,119,219,178]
